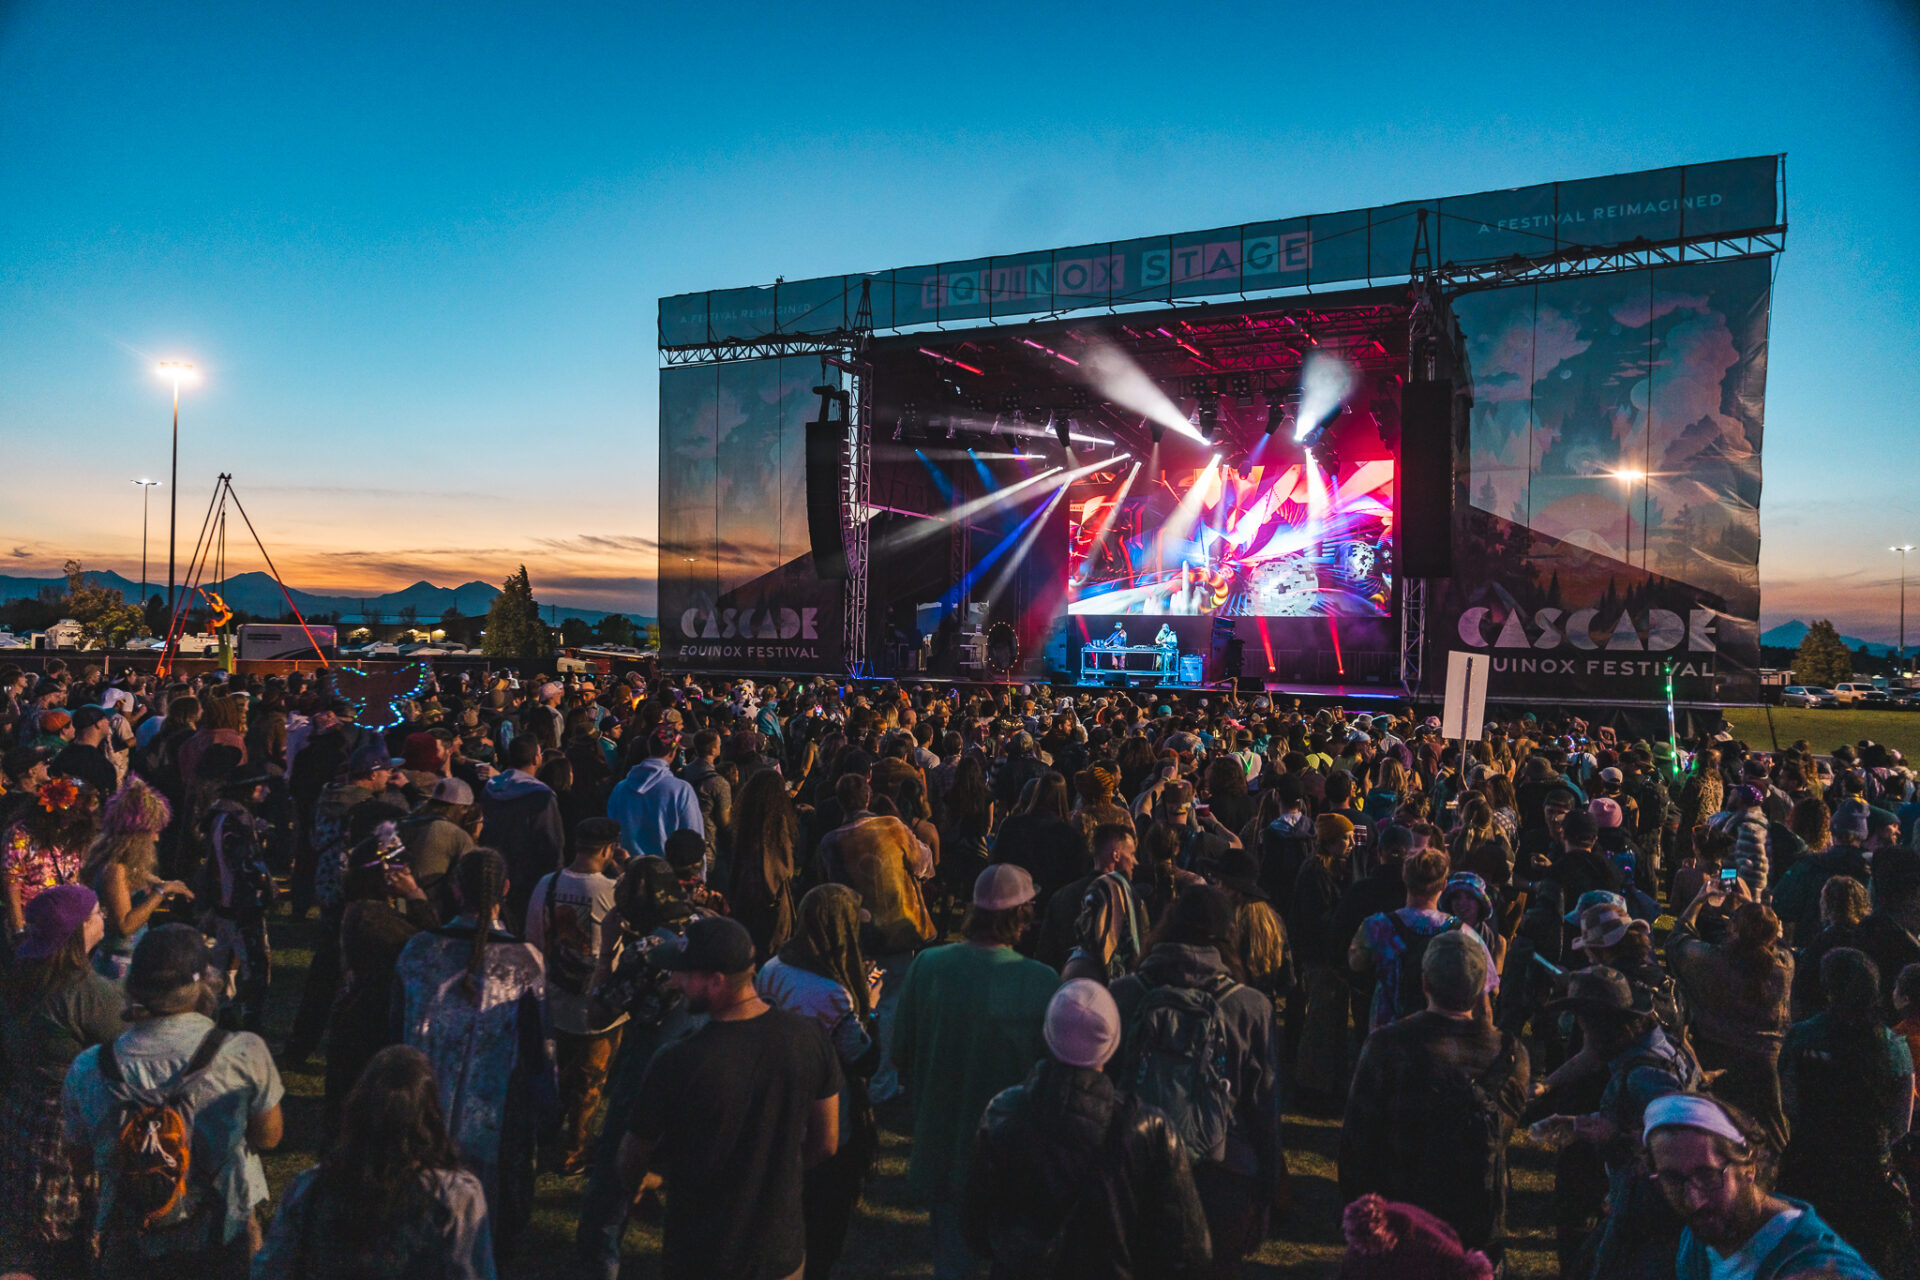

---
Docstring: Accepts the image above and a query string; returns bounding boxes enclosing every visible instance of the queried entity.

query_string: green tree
[481,566,548,660]
[560,616,593,648]
[61,559,146,648]
[1793,619,1852,688]
[643,622,662,650]
[593,613,638,647]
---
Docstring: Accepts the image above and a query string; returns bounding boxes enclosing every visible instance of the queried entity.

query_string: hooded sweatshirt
[481,768,565,924]
[608,758,703,862]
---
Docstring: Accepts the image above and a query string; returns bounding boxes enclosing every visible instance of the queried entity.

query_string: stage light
[1052,411,1071,450]
[1231,373,1252,406]
[156,361,199,386]
[1150,419,1166,444]
[1264,401,1286,436]
[1196,391,1220,439]
[947,417,957,440]
[1294,351,1356,442]
[1610,468,1646,482]
[893,421,903,442]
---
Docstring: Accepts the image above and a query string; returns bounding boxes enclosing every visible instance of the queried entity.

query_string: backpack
[987,1094,1132,1279]
[1126,973,1240,1166]
[1384,912,1463,1022]
[96,1027,228,1236]
[538,872,599,997]
[1406,1032,1521,1247]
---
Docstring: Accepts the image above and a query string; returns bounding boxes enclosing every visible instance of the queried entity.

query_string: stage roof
[660,156,1781,351]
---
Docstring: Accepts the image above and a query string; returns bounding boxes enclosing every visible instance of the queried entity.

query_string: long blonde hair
[1237,900,1289,993]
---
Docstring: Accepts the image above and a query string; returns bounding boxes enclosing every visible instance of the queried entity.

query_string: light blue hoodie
[607,757,703,861]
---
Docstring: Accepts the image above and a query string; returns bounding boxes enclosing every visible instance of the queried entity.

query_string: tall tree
[593,613,638,647]
[62,559,146,648]
[559,616,593,648]
[481,566,548,660]
[1793,619,1852,688]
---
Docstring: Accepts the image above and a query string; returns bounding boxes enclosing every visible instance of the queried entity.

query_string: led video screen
[1067,456,1394,617]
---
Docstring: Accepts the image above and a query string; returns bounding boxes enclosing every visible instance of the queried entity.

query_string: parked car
[1780,685,1840,708]
[1833,682,1891,706]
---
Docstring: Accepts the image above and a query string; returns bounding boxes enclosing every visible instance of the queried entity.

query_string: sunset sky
[3,1,1917,636]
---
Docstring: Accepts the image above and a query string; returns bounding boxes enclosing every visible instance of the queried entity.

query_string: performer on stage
[1106,619,1129,670]
[1154,622,1178,676]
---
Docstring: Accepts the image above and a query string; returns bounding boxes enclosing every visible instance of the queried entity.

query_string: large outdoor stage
[656,157,1785,708]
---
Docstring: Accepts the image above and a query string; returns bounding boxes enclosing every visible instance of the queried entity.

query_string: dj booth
[1080,643,1189,685]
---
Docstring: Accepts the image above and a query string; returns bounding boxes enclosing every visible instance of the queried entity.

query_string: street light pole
[156,362,195,631]
[1895,544,1915,672]
[131,480,160,615]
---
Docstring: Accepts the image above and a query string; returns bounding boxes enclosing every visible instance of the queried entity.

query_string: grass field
[249,921,1564,1280]
[1720,705,1920,761]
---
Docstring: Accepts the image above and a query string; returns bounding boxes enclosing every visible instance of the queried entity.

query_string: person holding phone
[1666,876,1795,1150]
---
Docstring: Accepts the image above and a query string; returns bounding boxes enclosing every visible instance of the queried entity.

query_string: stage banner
[657,359,845,674]
[1435,256,1772,703]
[660,157,1779,347]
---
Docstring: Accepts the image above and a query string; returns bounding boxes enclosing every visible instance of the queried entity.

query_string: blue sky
[2,0,1917,635]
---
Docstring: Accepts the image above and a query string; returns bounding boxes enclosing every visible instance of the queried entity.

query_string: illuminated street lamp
[156,361,199,627]
[1895,543,1915,671]
[1610,468,1646,566]
[131,479,160,617]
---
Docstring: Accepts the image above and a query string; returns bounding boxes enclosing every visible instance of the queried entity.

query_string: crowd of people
[2,653,1919,1279]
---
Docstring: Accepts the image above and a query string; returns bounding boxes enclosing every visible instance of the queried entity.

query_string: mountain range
[0,570,652,627]
[1760,620,1903,658]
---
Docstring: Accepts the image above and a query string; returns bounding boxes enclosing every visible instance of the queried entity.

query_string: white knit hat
[1044,979,1122,1069]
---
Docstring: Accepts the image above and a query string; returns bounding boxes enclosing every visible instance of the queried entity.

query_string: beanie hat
[1587,797,1623,829]
[1074,766,1117,805]
[1341,1194,1494,1280]
[1831,799,1871,841]
[1421,930,1489,1012]
[1044,979,1123,1069]
[100,776,173,837]
[1316,812,1355,843]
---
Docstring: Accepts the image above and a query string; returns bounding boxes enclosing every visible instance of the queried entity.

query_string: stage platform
[853,673,1409,704]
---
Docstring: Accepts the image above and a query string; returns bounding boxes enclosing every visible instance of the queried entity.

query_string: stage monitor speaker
[805,417,847,579]
[1400,380,1455,578]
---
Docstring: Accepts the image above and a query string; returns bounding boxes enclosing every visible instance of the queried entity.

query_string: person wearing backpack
[1339,929,1530,1265]
[59,923,284,1279]
[1349,850,1484,1033]
[965,978,1213,1279]
[1111,885,1281,1279]
[525,816,628,1176]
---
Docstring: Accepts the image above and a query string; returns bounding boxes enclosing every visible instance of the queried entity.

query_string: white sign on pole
[1442,650,1489,742]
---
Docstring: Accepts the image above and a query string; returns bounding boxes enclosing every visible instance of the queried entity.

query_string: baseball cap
[127,923,215,1005]
[1598,766,1623,784]
[2,745,51,779]
[1421,930,1488,1010]
[663,828,707,871]
[70,705,108,731]
[664,916,755,974]
[972,864,1037,910]
[430,776,475,805]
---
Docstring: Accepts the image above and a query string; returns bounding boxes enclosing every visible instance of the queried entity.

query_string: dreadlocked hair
[453,847,509,999]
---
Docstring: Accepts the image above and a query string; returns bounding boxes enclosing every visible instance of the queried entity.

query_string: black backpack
[1384,912,1463,1021]
[1406,1032,1521,1247]
[1125,973,1240,1166]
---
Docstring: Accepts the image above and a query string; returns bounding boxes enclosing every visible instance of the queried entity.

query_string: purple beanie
[16,883,98,960]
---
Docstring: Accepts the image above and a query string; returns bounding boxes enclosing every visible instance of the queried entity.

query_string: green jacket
[892,941,1059,1201]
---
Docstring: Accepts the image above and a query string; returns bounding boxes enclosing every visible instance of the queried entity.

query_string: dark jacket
[1288,856,1347,967]
[1110,943,1283,1193]
[680,757,731,858]
[965,1058,1211,1280]
[480,769,566,929]
[1338,1009,1530,1249]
